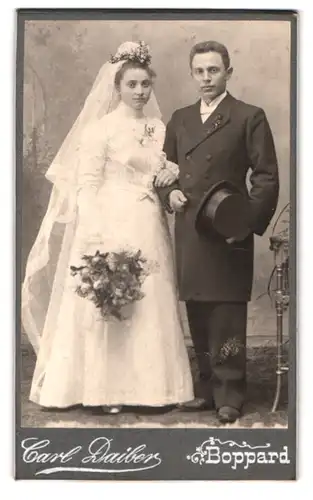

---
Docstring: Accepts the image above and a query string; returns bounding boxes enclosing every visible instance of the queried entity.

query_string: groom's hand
[169,190,188,212]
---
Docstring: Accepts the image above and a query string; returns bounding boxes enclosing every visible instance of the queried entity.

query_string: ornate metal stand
[269,235,289,412]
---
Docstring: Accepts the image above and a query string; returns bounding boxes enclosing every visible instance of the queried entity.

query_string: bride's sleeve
[76,123,107,208]
[153,119,166,147]
[154,119,179,179]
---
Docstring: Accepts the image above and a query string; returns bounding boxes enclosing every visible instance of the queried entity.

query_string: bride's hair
[114,61,156,89]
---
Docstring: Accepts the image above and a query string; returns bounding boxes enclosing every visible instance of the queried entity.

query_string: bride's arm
[154,113,181,212]
[152,119,180,185]
[76,123,106,211]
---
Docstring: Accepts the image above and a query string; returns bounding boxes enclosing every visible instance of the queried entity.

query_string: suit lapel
[183,93,233,156]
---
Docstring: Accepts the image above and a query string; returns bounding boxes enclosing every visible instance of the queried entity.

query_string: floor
[20,342,288,429]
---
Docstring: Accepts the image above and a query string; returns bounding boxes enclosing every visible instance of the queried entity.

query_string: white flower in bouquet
[70,248,154,321]
[80,282,92,294]
[106,253,118,271]
[93,279,104,290]
[92,255,101,264]
[80,267,90,278]
[118,298,128,306]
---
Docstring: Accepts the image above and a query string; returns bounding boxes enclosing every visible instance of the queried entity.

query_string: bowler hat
[195,180,250,239]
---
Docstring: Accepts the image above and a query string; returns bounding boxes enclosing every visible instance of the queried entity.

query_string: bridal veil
[22,41,162,352]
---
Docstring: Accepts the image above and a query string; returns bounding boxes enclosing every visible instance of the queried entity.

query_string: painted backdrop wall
[22,20,291,338]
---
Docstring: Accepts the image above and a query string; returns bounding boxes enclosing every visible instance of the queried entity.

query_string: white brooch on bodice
[139,124,156,147]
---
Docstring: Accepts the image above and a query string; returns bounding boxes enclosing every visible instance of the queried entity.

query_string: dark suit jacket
[157,92,279,302]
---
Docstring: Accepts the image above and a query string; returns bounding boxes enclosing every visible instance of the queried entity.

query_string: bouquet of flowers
[70,249,149,320]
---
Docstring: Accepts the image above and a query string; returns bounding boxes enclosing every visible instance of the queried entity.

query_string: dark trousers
[186,301,247,410]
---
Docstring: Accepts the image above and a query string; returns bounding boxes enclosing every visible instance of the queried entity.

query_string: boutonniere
[207,113,223,134]
[139,124,156,146]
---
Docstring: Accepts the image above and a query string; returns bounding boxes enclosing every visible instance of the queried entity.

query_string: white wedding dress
[29,104,194,408]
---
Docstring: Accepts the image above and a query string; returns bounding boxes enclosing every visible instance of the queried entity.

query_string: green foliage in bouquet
[70,249,149,320]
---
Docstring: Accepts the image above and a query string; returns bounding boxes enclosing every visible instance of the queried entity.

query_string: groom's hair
[189,41,230,69]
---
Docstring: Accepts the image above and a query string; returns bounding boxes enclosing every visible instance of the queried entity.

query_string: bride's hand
[154,168,177,187]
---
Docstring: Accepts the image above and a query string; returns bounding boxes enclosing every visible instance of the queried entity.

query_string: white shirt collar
[200,90,228,114]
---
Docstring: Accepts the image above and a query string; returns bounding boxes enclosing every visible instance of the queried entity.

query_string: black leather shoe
[177,398,214,412]
[217,406,240,423]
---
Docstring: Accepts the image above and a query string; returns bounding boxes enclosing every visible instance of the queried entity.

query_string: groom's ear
[226,66,233,80]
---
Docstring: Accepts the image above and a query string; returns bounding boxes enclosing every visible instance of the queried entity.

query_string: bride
[22,41,194,413]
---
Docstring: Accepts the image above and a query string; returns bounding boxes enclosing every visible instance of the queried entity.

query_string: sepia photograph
[18,12,293,443]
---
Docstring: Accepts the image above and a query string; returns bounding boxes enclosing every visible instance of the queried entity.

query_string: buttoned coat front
[157,93,280,302]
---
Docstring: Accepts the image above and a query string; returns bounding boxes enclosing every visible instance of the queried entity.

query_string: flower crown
[109,41,151,65]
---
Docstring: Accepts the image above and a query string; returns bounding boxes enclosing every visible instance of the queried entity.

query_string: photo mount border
[15,9,298,481]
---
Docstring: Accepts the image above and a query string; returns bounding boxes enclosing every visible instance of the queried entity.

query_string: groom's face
[191,51,233,103]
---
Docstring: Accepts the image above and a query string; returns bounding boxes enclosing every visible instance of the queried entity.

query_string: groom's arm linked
[155,112,181,213]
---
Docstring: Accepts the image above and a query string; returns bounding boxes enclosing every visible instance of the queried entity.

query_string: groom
[156,41,279,423]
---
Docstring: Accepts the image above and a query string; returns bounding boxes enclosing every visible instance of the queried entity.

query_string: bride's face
[118,68,153,110]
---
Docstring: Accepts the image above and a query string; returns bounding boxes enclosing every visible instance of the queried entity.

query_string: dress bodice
[77,107,166,194]
[104,115,166,188]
